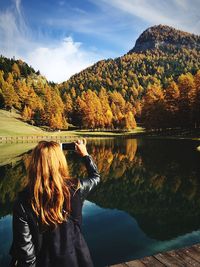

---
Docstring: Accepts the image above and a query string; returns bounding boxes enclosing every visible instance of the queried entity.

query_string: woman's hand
[75,139,89,157]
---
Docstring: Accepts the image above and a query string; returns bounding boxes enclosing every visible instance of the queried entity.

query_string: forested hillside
[1,25,200,130]
[0,56,67,129]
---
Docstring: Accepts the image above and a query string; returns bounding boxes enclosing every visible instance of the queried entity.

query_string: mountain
[58,25,200,129]
[129,24,200,53]
[1,25,200,130]
[61,25,200,98]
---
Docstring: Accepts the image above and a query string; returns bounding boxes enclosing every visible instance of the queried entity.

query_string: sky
[0,0,200,83]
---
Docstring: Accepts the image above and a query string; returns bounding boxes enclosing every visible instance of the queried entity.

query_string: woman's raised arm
[75,139,100,199]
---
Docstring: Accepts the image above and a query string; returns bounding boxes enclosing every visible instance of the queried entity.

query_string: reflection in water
[0,138,200,266]
[88,139,200,240]
[0,215,12,267]
[0,156,27,217]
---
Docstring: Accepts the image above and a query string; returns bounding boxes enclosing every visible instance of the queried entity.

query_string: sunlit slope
[0,109,44,136]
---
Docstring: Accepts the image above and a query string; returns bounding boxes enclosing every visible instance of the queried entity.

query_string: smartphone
[61,142,76,151]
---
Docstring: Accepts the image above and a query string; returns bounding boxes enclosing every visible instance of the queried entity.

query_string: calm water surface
[0,138,200,267]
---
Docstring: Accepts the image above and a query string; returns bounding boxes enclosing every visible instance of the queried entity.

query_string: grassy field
[0,109,144,138]
[0,109,45,136]
[0,109,79,137]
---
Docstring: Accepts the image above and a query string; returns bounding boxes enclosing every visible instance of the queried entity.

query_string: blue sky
[0,0,200,82]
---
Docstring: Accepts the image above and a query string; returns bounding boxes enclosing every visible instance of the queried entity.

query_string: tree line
[141,71,200,129]
[0,56,137,130]
[0,54,200,130]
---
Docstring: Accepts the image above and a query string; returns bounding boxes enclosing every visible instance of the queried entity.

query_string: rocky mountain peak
[128,25,200,53]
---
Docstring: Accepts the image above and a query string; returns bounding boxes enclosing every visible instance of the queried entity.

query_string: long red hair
[27,141,72,226]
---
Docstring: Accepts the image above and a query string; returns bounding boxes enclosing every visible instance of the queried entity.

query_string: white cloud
[27,37,99,82]
[0,0,102,82]
[97,0,200,34]
[0,8,31,58]
[15,0,22,16]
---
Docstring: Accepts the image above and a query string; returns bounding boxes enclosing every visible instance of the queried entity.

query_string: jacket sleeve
[11,199,36,267]
[79,154,100,199]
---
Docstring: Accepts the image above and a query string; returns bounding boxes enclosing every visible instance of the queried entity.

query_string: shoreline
[0,128,200,143]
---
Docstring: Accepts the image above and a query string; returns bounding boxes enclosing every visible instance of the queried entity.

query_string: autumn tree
[141,83,165,129]
[22,105,32,121]
[99,88,113,128]
[109,91,125,128]
[73,96,87,127]
[12,63,21,78]
[63,93,73,123]
[164,81,180,127]
[0,70,19,110]
[14,79,29,109]
[80,90,103,128]
[124,102,137,129]
[177,73,196,127]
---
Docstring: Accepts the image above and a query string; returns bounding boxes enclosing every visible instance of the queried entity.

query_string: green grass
[0,109,45,136]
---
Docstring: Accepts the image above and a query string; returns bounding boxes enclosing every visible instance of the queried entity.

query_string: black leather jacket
[10,155,100,267]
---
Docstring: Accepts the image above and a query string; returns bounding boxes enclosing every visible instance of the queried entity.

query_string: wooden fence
[0,135,76,143]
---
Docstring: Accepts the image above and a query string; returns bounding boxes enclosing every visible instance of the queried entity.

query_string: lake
[0,138,200,267]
